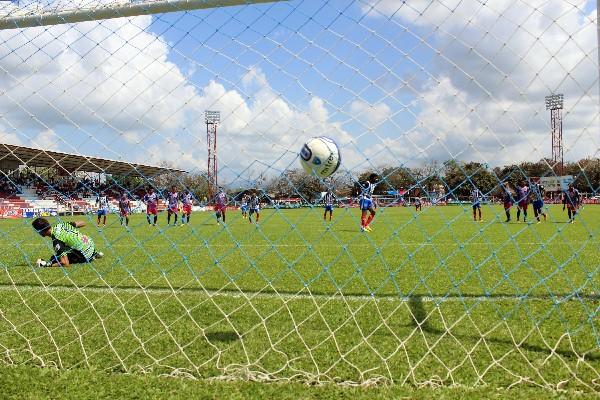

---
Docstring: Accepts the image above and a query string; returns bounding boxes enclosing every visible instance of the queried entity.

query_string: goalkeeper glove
[36,259,49,268]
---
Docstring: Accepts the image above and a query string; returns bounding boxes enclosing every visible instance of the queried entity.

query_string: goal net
[0,0,599,390]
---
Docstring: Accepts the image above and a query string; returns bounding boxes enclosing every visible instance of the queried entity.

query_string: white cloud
[360,0,599,166]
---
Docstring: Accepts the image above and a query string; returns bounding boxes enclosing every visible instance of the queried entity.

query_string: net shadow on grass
[407,296,600,362]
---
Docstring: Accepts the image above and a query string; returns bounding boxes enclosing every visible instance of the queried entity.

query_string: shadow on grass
[407,296,600,361]
[205,331,240,343]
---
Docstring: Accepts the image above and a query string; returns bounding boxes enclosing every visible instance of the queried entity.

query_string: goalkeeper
[32,218,103,267]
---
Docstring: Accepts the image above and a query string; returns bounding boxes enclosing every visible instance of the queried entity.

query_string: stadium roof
[0,143,185,176]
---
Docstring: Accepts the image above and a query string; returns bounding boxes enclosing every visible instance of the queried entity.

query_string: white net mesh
[0,0,599,391]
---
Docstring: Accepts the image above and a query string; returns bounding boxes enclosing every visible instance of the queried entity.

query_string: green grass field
[0,204,598,397]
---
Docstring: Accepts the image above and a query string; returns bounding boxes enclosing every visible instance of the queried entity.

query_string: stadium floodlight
[205,110,220,124]
[545,93,564,110]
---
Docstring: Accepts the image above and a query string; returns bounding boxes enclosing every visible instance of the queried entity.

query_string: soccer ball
[299,136,341,178]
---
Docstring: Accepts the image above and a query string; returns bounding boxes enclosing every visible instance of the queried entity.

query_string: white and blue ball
[299,136,341,178]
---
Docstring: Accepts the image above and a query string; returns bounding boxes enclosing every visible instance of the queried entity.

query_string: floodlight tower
[205,110,220,201]
[545,94,564,176]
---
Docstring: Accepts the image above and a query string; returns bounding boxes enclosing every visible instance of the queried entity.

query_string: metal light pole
[205,110,220,201]
[545,94,564,176]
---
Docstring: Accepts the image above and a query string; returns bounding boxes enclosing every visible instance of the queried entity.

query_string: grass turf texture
[0,204,598,394]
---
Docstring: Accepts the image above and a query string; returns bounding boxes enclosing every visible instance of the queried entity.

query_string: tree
[443,160,495,198]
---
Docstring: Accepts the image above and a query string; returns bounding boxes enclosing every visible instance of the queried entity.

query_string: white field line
[2,242,597,249]
[0,283,593,303]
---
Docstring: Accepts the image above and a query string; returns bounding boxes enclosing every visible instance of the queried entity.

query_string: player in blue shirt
[531,183,547,223]
[240,194,249,219]
[359,179,376,232]
[562,185,581,223]
[471,188,483,221]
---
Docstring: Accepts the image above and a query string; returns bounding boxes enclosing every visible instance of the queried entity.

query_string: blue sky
[0,0,598,184]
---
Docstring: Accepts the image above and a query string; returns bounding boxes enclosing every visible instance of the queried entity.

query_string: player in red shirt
[166,186,179,226]
[215,187,227,225]
[181,190,193,225]
[143,187,159,226]
[118,191,131,227]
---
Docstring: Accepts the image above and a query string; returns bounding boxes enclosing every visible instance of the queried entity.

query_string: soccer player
[471,187,483,221]
[166,186,179,226]
[414,196,422,212]
[248,192,260,224]
[531,183,547,223]
[96,191,109,227]
[143,187,158,226]
[240,194,249,219]
[359,179,376,232]
[32,217,103,268]
[502,182,514,222]
[118,191,131,227]
[181,190,193,225]
[323,189,335,221]
[515,181,530,223]
[562,184,581,223]
[215,187,227,225]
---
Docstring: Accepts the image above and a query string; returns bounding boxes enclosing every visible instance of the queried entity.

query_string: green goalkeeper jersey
[51,222,95,261]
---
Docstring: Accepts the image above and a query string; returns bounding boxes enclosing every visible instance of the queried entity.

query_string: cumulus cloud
[359,0,599,166]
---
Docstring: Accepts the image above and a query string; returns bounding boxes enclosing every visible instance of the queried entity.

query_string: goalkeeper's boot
[36,259,49,268]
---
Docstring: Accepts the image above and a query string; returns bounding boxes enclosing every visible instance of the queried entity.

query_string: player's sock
[126,217,129,226]
[167,214,171,225]
[523,211,527,222]
[516,209,521,221]
[153,216,157,225]
[505,210,510,221]
[174,214,178,224]
[366,214,374,226]
[222,213,225,223]
[361,216,366,227]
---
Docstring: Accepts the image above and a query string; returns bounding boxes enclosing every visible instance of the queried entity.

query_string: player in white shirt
[471,188,483,222]
[96,192,109,227]
[166,186,179,226]
[248,193,260,224]
[215,187,227,225]
[323,190,335,222]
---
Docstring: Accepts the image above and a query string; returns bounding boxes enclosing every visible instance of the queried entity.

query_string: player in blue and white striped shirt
[323,190,335,221]
[359,179,376,232]
[471,188,483,222]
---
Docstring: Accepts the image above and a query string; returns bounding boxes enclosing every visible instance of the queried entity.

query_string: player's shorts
[119,208,129,217]
[241,205,248,212]
[168,205,178,213]
[359,198,373,211]
[518,201,528,210]
[97,209,108,216]
[472,202,481,210]
[146,206,158,215]
[532,200,544,210]
[503,201,512,210]
[325,205,333,212]
[249,207,260,214]
[566,203,578,210]
[182,204,192,214]
[51,249,89,265]
[214,205,226,213]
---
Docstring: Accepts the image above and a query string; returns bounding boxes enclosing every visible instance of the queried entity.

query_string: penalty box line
[0,283,594,303]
